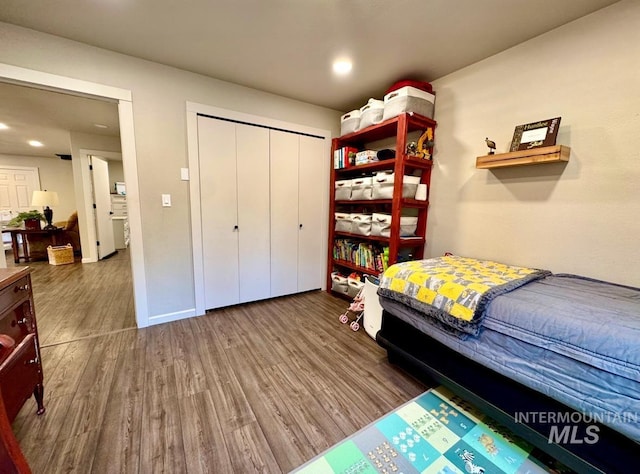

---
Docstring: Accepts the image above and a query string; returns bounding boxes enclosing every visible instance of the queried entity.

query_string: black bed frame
[376,310,638,474]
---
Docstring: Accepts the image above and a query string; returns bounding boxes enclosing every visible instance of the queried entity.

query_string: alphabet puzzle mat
[292,387,570,474]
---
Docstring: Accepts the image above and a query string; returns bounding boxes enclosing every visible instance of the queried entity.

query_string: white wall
[428,0,640,287]
[0,153,76,221]
[0,22,341,319]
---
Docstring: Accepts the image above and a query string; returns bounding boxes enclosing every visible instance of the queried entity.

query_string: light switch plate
[180,168,189,181]
[162,194,171,207]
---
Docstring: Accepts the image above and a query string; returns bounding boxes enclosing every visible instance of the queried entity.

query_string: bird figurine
[485,137,496,155]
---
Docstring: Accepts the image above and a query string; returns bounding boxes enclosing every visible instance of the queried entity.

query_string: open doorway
[0,81,138,344]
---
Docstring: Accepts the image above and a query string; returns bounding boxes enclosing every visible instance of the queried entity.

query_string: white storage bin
[340,109,361,136]
[350,213,372,236]
[335,212,352,233]
[400,216,419,237]
[347,278,365,298]
[382,86,436,121]
[371,213,392,237]
[358,99,385,130]
[331,273,349,295]
[371,172,421,199]
[335,179,352,201]
[350,177,373,200]
[371,213,419,238]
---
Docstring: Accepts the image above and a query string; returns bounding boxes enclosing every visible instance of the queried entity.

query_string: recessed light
[0,123,8,130]
[28,140,44,147]
[94,123,108,129]
[333,59,353,75]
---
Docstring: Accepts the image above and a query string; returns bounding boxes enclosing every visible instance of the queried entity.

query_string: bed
[375,256,639,473]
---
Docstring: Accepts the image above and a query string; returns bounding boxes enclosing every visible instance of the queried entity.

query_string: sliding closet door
[298,135,325,292]
[270,130,300,297]
[236,123,271,303]
[198,116,240,309]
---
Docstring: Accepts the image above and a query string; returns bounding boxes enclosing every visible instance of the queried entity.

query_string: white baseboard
[145,308,198,327]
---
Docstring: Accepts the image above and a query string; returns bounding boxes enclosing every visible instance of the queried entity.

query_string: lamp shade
[31,190,59,207]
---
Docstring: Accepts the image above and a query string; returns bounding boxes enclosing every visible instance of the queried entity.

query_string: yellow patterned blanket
[378,256,551,337]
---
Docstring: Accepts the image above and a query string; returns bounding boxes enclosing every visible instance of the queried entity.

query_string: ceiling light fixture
[0,123,8,130]
[332,59,353,75]
[28,140,44,147]
[94,123,108,129]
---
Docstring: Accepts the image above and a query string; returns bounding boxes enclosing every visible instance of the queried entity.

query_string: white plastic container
[371,172,421,199]
[350,177,373,200]
[382,86,436,121]
[335,212,352,233]
[335,179,352,201]
[347,278,364,298]
[358,99,384,130]
[340,109,361,136]
[363,276,383,339]
[331,272,349,295]
[415,183,428,201]
[371,213,419,238]
[350,213,372,236]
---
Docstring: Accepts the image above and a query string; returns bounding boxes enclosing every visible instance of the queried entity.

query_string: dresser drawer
[0,301,33,346]
[0,334,41,422]
[0,275,30,315]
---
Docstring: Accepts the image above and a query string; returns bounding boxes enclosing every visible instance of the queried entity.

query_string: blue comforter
[483,274,640,382]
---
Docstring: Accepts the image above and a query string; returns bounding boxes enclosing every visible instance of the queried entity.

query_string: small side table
[1,228,64,263]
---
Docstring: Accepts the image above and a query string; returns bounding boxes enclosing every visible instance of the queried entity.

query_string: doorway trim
[77,150,123,263]
[0,63,149,328]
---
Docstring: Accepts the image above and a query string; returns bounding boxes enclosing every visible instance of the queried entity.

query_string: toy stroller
[339,285,365,331]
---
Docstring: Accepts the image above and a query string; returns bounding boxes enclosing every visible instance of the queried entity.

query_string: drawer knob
[26,357,39,366]
[15,284,30,292]
[17,317,29,325]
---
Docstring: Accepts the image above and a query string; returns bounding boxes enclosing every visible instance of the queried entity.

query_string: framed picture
[510,117,561,152]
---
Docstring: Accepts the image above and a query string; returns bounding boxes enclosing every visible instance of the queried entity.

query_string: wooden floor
[7,249,136,346]
[12,282,427,473]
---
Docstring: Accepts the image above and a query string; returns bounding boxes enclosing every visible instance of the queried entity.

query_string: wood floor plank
[226,421,281,474]
[196,331,257,433]
[178,390,234,474]
[169,321,208,397]
[45,429,101,474]
[140,367,187,473]
[91,392,143,474]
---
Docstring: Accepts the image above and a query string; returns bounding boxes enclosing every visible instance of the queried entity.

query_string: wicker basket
[47,244,74,265]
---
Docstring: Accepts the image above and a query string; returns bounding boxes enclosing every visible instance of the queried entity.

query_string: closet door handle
[233,225,238,231]
[299,224,303,229]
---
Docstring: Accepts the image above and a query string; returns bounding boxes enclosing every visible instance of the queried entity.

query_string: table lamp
[31,190,59,230]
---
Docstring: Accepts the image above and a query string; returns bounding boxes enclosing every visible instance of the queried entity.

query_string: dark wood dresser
[0,268,44,422]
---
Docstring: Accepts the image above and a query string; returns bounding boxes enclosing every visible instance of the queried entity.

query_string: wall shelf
[476,145,570,169]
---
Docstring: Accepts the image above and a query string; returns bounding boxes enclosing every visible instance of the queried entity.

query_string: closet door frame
[187,102,331,316]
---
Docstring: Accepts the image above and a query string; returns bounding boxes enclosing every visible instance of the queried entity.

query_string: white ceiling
[0,0,620,158]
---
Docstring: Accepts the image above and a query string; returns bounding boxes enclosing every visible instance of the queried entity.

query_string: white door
[0,166,41,220]
[236,123,271,303]
[198,116,240,309]
[298,136,325,292]
[270,130,300,297]
[90,156,116,260]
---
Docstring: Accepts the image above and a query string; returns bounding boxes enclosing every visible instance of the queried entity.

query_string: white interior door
[0,166,41,220]
[90,156,116,260]
[236,124,271,303]
[270,130,299,297]
[198,116,240,309]
[298,136,325,292]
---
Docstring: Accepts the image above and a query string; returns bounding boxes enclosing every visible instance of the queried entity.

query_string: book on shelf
[333,239,388,273]
[333,146,358,169]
